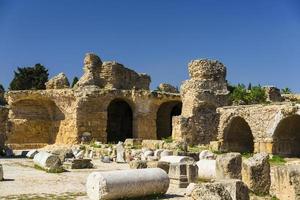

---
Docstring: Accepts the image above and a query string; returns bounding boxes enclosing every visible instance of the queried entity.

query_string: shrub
[229,83,266,105]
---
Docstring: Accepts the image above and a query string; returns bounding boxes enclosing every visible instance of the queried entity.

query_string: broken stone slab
[218,179,249,200]
[124,138,143,146]
[242,153,270,195]
[159,156,194,164]
[26,149,39,159]
[64,159,93,169]
[33,151,62,171]
[189,182,232,200]
[142,139,164,149]
[86,168,169,200]
[270,164,300,200]
[0,164,3,181]
[116,142,126,163]
[160,150,173,158]
[75,150,84,159]
[199,150,216,160]
[169,163,189,188]
[216,153,242,180]
[129,160,147,169]
[196,160,216,180]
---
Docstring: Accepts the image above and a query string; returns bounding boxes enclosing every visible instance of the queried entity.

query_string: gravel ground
[0,158,186,200]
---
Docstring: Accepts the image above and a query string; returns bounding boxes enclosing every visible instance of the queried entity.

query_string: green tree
[281,87,292,94]
[229,83,266,105]
[9,64,49,90]
[0,84,4,92]
[71,76,79,87]
[247,85,266,104]
[0,83,5,105]
[247,83,252,90]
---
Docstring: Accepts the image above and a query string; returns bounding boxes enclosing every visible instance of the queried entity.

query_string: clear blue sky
[0,0,300,91]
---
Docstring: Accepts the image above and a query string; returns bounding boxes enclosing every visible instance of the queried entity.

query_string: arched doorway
[223,116,254,153]
[156,101,182,139]
[272,115,300,157]
[107,99,133,143]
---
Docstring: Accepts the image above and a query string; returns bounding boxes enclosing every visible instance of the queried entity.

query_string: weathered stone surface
[116,142,126,163]
[33,151,62,171]
[189,182,232,200]
[124,138,142,147]
[45,73,70,89]
[242,153,270,195]
[129,160,147,169]
[51,148,74,162]
[196,160,216,180]
[86,168,169,200]
[101,61,151,90]
[218,179,249,200]
[263,86,282,102]
[216,153,242,180]
[0,164,3,181]
[75,150,84,159]
[160,150,173,158]
[63,158,93,169]
[186,163,198,184]
[142,140,164,149]
[169,163,189,188]
[172,59,229,145]
[270,164,300,200]
[199,150,216,160]
[157,83,179,93]
[75,53,103,88]
[26,149,38,159]
[159,156,194,164]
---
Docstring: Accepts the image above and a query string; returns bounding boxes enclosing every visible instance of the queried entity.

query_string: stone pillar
[86,168,169,200]
[172,59,229,145]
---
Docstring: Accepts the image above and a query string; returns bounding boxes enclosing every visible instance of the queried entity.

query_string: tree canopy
[9,64,49,90]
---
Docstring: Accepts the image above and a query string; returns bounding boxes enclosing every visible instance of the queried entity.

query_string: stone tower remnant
[172,59,229,145]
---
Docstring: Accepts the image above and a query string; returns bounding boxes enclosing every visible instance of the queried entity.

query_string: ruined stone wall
[6,90,78,149]
[216,102,300,154]
[100,61,150,90]
[0,106,8,149]
[172,59,229,145]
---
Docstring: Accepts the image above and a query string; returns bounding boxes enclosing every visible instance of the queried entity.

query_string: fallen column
[33,151,62,171]
[86,168,169,200]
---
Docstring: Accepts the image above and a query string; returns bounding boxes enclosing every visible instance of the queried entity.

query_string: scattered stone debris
[216,153,242,180]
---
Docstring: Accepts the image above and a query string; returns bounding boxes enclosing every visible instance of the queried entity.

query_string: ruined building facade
[1,53,300,158]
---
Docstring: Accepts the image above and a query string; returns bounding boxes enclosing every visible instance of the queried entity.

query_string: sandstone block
[45,73,70,89]
[199,150,216,160]
[169,163,189,188]
[142,140,164,149]
[218,179,249,200]
[242,153,270,195]
[129,160,147,169]
[196,160,216,180]
[159,156,194,164]
[64,158,93,169]
[189,182,232,200]
[216,153,242,180]
[86,168,169,200]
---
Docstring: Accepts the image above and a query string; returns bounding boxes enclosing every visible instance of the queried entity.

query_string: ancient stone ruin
[1,52,300,199]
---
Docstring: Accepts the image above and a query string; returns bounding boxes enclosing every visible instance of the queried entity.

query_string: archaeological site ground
[1,53,300,200]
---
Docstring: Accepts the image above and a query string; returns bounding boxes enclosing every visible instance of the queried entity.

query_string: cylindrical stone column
[86,168,169,200]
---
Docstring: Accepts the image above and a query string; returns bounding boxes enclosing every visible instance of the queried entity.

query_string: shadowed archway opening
[107,99,133,143]
[156,101,182,139]
[223,116,254,153]
[272,115,300,157]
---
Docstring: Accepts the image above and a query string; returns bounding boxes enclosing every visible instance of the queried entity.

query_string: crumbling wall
[100,61,150,90]
[0,106,8,149]
[172,59,229,145]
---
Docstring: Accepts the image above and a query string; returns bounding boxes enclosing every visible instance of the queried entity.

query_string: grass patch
[241,152,253,159]
[269,155,286,165]
[162,136,173,143]
[2,192,86,200]
[34,164,65,173]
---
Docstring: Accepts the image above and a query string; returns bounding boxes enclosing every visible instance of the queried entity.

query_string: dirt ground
[0,158,186,200]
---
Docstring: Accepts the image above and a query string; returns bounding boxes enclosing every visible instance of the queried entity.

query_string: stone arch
[8,99,64,145]
[156,101,182,139]
[107,98,133,143]
[222,116,254,153]
[272,115,300,157]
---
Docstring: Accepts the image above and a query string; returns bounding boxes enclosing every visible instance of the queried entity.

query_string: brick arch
[8,98,65,145]
[156,100,182,139]
[272,114,300,157]
[220,116,254,153]
[106,98,134,143]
